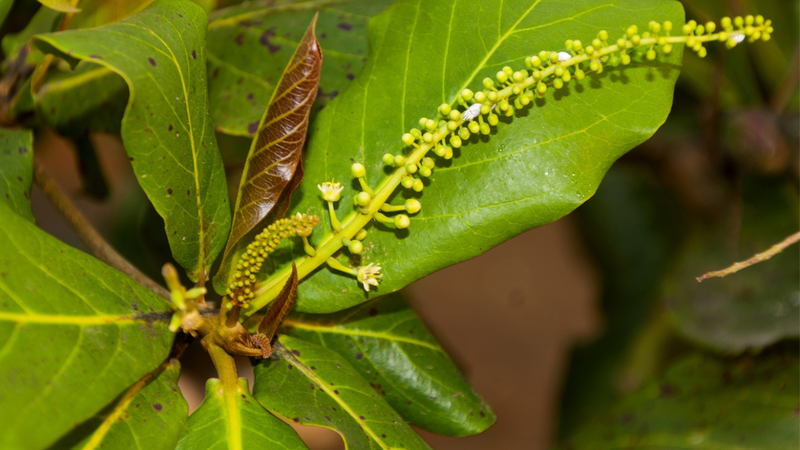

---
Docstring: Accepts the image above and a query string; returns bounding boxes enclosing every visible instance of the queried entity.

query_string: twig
[33,160,171,299]
[696,231,800,281]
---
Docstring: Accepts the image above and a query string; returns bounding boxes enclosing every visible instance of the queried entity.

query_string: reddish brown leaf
[258,263,298,340]
[221,14,321,263]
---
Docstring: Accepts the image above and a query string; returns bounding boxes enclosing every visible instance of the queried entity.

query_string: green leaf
[0,127,34,222]
[664,178,800,354]
[36,64,128,136]
[1,6,60,65]
[206,0,395,136]
[284,293,495,436]
[0,203,175,450]
[253,334,433,450]
[561,350,800,449]
[176,378,308,450]
[50,360,188,450]
[32,0,232,282]
[37,0,80,13]
[0,0,13,29]
[214,14,321,293]
[251,0,686,313]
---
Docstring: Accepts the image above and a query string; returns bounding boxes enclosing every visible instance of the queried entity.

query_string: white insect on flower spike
[461,103,482,121]
[557,51,572,62]
[731,33,745,43]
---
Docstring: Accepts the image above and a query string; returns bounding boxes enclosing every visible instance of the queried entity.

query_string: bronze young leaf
[251,263,299,358]
[221,13,322,264]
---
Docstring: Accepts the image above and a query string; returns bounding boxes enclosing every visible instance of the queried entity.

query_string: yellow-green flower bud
[422,132,434,143]
[617,38,627,48]
[664,21,673,31]
[621,54,632,64]
[383,153,395,166]
[482,77,494,89]
[401,176,414,189]
[349,240,363,254]
[444,146,453,160]
[474,91,486,103]
[355,229,368,240]
[448,110,461,121]
[562,71,572,83]
[553,78,564,89]
[419,166,431,177]
[468,121,480,133]
[447,120,459,131]
[395,214,410,229]
[405,199,421,214]
[356,191,372,206]
[458,127,471,140]
[598,30,608,41]
[646,49,656,60]
[496,71,508,83]
[439,103,451,115]
[351,163,366,178]
[461,89,473,101]
[450,135,462,148]
[422,157,435,169]
[434,144,446,157]
[394,155,406,166]
[488,113,499,126]
[734,16,743,28]
[662,44,672,55]
[405,163,417,174]
[412,179,424,192]
[721,17,732,30]
[573,40,582,51]
[705,22,716,33]
[575,68,585,80]
[424,119,437,131]
[401,133,415,146]
[409,128,422,138]
[530,55,542,67]
[487,91,498,102]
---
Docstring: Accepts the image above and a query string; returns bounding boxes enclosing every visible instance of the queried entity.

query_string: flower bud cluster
[229,213,319,306]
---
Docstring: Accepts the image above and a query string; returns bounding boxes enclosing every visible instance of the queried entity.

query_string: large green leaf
[0,127,34,222]
[284,293,495,436]
[247,0,685,314]
[176,377,308,450]
[253,334,433,449]
[51,360,188,450]
[664,178,800,354]
[0,203,175,450]
[206,0,395,136]
[32,0,231,282]
[562,350,800,449]
[36,64,128,136]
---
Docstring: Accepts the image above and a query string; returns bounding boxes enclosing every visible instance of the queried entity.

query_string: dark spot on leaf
[659,383,677,397]
[359,415,365,420]
[235,33,245,46]
[129,157,134,161]
[338,23,352,31]
[334,390,339,395]
[320,32,327,38]
[248,121,259,135]
[368,308,378,316]
[241,394,246,399]
[356,352,363,360]
[259,28,281,54]
[167,188,173,195]
[187,190,190,196]
[382,434,386,438]
[310,366,316,370]
[247,92,254,100]
[325,416,331,421]
[212,67,220,78]
[148,57,156,67]
[18,147,28,154]
[347,73,355,81]
[16,176,22,182]
[288,364,293,369]
[177,13,183,18]
[239,20,254,27]
[293,417,299,423]
[292,349,300,356]
[88,54,102,59]
[480,411,485,417]
[168,124,173,131]
[192,50,196,60]
[153,403,162,412]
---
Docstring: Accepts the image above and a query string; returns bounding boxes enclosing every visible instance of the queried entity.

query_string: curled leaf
[258,262,298,338]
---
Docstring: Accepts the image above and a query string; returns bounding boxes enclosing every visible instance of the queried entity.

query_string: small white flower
[317,180,343,202]
[356,263,382,292]
[461,103,482,121]
[731,33,745,43]
[557,51,572,62]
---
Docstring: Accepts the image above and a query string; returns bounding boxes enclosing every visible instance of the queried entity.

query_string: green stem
[242,25,769,319]
[327,201,342,231]
[203,336,239,390]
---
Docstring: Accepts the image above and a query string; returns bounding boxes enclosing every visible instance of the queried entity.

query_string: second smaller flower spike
[356,263,382,292]
[318,180,344,202]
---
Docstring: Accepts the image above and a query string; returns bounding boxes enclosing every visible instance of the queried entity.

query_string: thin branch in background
[696,231,800,282]
[33,159,171,299]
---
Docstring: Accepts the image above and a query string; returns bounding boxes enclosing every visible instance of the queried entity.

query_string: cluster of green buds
[228,213,319,306]
[248,16,773,310]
